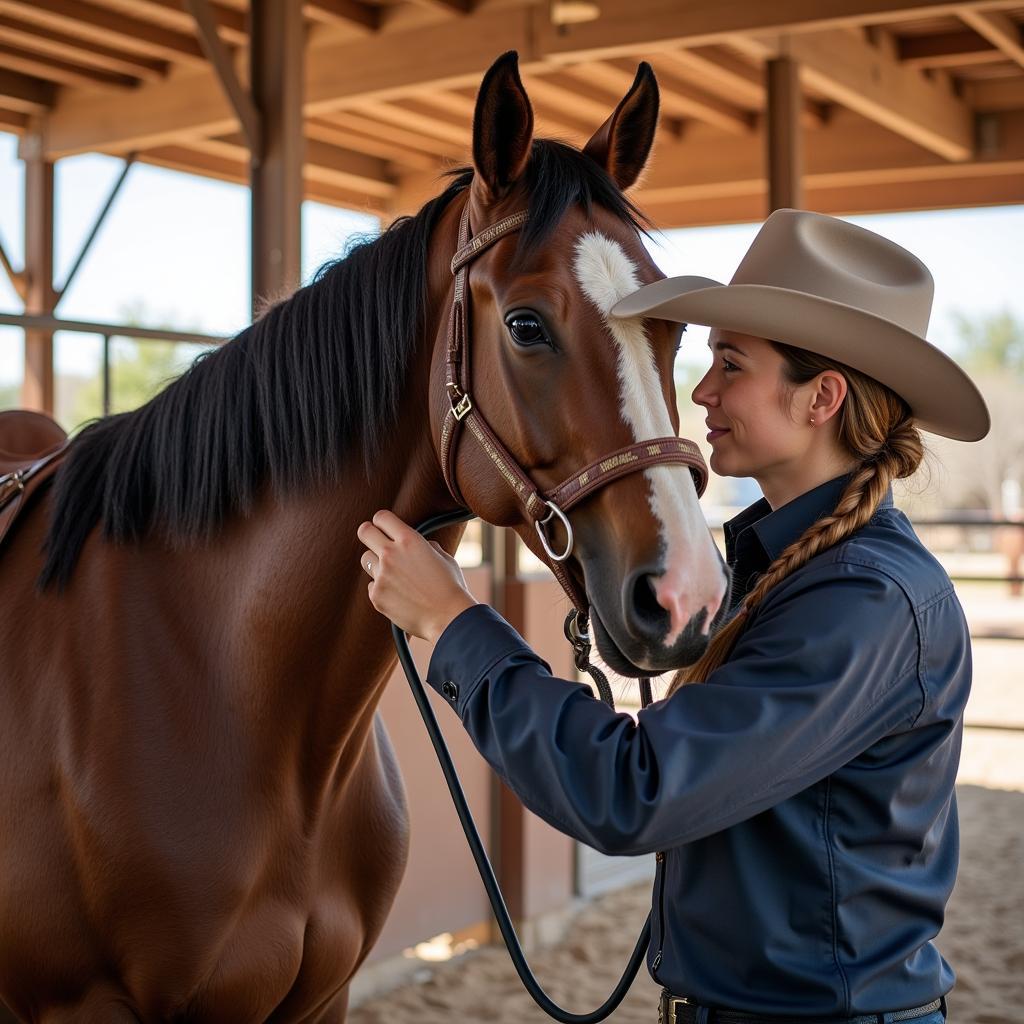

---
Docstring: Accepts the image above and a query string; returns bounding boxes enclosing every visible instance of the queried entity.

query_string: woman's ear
[583,62,659,190]
[809,370,849,424]
[472,51,534,204]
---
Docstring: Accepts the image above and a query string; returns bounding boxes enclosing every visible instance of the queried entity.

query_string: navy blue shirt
[426,474,969,1016]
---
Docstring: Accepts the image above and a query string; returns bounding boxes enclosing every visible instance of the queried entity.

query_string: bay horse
[0,53,727,1022]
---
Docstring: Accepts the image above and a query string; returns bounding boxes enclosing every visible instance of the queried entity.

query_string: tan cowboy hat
[611,208,990,441]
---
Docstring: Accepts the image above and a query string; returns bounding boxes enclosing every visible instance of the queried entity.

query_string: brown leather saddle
[0,409,70,551]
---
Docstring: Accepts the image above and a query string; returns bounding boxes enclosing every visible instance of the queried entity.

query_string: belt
[658,992,945,1024]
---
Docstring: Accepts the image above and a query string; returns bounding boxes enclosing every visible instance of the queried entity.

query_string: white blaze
[572,232,723,646]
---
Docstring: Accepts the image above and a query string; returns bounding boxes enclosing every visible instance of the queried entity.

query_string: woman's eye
[505,311,549,347]
[722,358,739,373]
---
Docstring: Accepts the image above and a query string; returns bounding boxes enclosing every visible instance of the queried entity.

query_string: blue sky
[2,130,1023,387]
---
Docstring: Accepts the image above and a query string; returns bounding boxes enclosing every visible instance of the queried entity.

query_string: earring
[809,416,816,426]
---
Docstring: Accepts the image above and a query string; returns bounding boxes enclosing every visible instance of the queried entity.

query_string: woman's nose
[691,372,715,407]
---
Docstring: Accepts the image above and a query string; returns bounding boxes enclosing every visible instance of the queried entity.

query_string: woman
[356,209,989,1023]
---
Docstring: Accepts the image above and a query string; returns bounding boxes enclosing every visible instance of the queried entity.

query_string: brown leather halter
[440,200,708,614]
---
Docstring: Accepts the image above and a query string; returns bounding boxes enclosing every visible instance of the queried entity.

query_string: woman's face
[691,330,812,480]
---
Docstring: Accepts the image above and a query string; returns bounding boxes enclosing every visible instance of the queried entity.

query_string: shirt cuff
[426,603,550,716]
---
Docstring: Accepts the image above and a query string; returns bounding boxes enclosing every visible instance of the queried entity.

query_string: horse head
[430,52,729,675]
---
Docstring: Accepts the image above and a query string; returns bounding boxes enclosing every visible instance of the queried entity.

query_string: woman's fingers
[371,509,412,542]
[356,520,391,555]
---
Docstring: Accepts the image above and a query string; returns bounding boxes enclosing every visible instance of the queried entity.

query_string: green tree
[67,302,210,430]
[950,308,1024,377]
[926,309,1024,513]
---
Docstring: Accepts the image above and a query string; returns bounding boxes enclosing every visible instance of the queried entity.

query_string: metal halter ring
[535,500,573,562]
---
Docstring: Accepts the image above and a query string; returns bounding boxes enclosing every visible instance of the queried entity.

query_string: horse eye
[505,310,549,348]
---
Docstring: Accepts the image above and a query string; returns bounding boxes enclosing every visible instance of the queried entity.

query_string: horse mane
[39,140,646,589]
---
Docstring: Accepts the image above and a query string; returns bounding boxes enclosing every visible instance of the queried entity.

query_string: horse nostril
[629,571,665,631]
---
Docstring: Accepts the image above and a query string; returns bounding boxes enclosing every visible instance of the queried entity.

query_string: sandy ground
[351,584,1024,1023]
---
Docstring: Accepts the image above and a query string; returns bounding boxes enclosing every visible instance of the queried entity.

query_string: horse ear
[583,62,659,190]
[472,51,534,203]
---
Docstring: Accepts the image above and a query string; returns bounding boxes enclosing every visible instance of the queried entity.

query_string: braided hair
[667,341,924,695]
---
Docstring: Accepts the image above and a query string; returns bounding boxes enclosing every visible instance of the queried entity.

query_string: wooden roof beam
[123,0,248,47]
[42,0,1017,158]
[733,28,974,161]
[957,8,1024,69]
[183,0,259,151]
[600,57,755,134]
[896,28,1003,67]
[303,0,381,33]
[0,107,27,133]
[327,111,461,160]
[0,13,168,81]
[0,0,209,65]
[637,108,1024,204]
[536,0,1024,63]
[0,43,137,89]
[305,117,440,170]
[192,133,396,198]
[0,67,56,114]
[403,0,474,14]
[654,47,829,129]
[527,70,683,144]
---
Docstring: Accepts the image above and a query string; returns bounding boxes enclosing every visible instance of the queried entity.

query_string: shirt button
[441,680,459,702]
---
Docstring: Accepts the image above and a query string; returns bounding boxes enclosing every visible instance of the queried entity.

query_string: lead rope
[394,509,652,1024]
[563,609,655,711]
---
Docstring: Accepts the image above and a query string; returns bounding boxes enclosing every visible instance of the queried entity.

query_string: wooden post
[487,528,527,934]
[249,0,304,319]
[19,126,56,414]
[765,54,804,212]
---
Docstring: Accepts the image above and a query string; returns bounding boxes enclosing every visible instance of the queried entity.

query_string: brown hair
[667,341,924,695]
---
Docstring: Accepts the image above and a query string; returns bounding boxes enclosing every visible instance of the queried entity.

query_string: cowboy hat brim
[612,277,990,442]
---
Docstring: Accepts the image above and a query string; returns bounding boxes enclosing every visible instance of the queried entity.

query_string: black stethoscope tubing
[391,508,651,1024]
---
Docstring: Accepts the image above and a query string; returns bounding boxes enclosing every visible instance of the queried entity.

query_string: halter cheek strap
[439,198,708,613]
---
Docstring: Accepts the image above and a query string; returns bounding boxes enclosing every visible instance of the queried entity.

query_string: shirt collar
[725,472,895,565]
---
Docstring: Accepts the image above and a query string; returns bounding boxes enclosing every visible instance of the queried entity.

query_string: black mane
[40,140,645,588]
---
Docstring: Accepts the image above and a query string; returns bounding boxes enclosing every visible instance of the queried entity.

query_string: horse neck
[201,204,464,790]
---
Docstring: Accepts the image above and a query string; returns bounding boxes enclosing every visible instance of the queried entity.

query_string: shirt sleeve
[425,560,924,856]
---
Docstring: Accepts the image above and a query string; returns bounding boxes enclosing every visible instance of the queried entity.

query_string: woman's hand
[357,510,478,642]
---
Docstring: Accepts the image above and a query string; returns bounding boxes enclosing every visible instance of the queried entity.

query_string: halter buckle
[0,470,26,508]
[447,383,473,421]
[535,500,573,562]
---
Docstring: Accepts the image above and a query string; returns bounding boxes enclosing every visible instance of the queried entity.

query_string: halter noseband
[440,199,708,613]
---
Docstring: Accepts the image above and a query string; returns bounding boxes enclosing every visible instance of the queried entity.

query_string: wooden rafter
[306,116,440,170]
[0,67,56,114]
[654,47,829,128]
[527,69,683,144]
[120,0,248,47]
[303,0,381,33]
[0,108,27,132]
[0,0,209,65]
[963,75,1024,108]
[733,28,974,160]
[0,13,168,81]
[328,111,462,160]
[958,8,1024,69]
[603,57,755,134]
[183,0,258,152]
[0,42,137,89]
[535,0,1024,63]
[637,109,1024,204]
[897,27,1003,66]
[404,0,473,13]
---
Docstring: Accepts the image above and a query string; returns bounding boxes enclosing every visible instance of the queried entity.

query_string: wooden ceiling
[2,0,1024,226]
